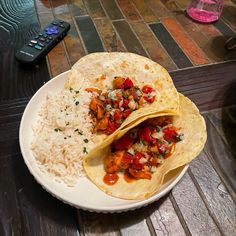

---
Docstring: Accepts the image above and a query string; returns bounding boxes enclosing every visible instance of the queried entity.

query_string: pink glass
[186,0,224,23]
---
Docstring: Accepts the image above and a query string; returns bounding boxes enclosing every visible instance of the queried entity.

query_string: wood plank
[100,0,124,20]
[170,61,236,111]
[115,208,151,236]
[204,113,236,197]
[130,21,177,70]
[36,0,70,77]
[160,0,182,12]
[0,156,22,235]
[190,153,236,235]
[148,197,186,236]
[74,15,104,53]
[214,18,236,37]
[63,22,86,66]
[67,0,87,16]
[83,0,106,18]
[47,42,71,77]
[162,17,210,65]
[146,0,172,19]
[112,20,148,57]
[206,106,236,155]
[49,0,86,66]
[171,172,221,235]
[222,0,236,32]
[16,154,79,236]
[93,18,126,52]
[175,14,220,62]
[149,23,193,68]
[77,211,119,235]
[0,0,50,101]
[116,0,142,21]
[132,0,158,22]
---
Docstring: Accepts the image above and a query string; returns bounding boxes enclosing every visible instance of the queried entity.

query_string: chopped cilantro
[84,139,89,143]
[83,147,88,154]
[75,90,80,94]
[54,128,61,132]
[75,101,80,106]
[175,134,184,142]
[74,129,83,135]
[69,87,73,92]
[66,122,70,126]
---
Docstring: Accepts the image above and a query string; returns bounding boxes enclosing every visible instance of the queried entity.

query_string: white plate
[19,71,188,213]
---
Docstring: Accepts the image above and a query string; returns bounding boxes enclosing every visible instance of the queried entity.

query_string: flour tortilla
[83,94,207,200]
[65,52,179,132]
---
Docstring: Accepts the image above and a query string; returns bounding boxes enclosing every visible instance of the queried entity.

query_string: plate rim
[19,70,188,213]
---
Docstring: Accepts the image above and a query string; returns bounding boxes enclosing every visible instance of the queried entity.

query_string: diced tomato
[113,77,125,89]
[134,152,143,160]
[121,152,134,165]
[143,95,156,103]
[138,127,156,143]
[142,85,154,94]
[122,109,132,118]
[106,120,117,134]
[114,132,135,150]
[124,78,134,89]
[157,143,168,155]
[114,109,122,120]
[122,99,130,108]
[163,127,178,142]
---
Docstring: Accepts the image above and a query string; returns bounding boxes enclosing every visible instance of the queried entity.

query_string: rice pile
[31,87,100,186]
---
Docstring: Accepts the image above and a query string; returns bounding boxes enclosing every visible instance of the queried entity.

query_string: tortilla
[83,94,207,200]
[65,52,179,131]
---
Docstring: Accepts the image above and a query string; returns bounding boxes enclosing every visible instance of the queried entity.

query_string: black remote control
[15,19,70,66]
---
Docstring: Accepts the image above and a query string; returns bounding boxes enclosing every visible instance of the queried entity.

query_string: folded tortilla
[65,52,179,132]
[83,94,207,200]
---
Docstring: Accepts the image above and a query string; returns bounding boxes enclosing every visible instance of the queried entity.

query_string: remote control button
[45,26,59,35]
[35,36,39,39]
[39,37,45,42]
[39,33,43,36]
[28,43,34,47]
[43,34,48,38]
[59,24,64,28]
[52,22,58,25]
[38,43,45,47]
[30,40,37,44]
[34,45,42,50]
[48,36,53,40]
[46,39,50,43]
[59,20,64,23]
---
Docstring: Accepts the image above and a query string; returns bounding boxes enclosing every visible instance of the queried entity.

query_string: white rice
[31,87,99,186]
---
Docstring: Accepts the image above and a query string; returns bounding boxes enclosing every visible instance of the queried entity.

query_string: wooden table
[1,0,236,235]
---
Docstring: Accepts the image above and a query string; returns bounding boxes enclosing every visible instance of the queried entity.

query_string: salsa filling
[86,76,156,134]
[103,116,184,185]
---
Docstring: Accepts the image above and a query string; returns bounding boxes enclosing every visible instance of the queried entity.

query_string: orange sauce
[124,171,136,183]
[103,173,119,185]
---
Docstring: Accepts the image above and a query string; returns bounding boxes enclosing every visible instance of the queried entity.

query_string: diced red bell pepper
[124,78,134,89]
[122,109,131,118]
[163,127,178,142]
[142,85,154,94]
[114,132,135,150]
[138,127,156,143]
